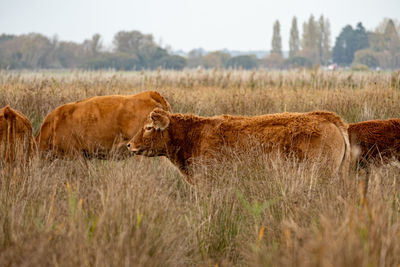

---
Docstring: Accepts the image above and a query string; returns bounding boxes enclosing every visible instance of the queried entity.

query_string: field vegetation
[0,69,400,266]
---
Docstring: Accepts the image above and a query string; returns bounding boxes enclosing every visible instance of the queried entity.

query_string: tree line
[0,17,399,70]
[0,31,187,70]
[268,16,400,70]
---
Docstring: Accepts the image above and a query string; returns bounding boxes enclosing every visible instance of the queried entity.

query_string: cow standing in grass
[349,119,400,166]
[349,119,400,198]
[36,91,171,159]
[127,108,350,183]
[0,105,35,165]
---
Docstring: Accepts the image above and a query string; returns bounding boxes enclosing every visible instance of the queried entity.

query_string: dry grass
[0,69,399,266]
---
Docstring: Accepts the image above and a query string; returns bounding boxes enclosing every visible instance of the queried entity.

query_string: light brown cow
[349,119,400,167]
[0,105,35,164]
[127,108,350,183]
[36,91,171,159]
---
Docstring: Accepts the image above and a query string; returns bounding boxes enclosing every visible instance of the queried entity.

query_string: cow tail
[24,121,34,163]
[338,124,351,179]
[5,113,16,162]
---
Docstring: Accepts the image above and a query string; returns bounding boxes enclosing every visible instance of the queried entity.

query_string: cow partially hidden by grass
[349,119,400,167]
[127,108,350,183]
[0,105,35,165]
[349,119,400,198]
[35,91,171,159]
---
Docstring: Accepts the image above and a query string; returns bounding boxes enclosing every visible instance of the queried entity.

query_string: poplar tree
[318,16,331,65]
[301,15,318,64]
[384,19,400,68]
[384,19,400,51]
[271,20,282,56]
[289,17,300,58]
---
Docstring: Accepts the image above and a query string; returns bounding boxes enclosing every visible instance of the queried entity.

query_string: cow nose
[127,143,139,153]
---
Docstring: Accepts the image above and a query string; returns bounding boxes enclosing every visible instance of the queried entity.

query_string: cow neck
[165,113,210,174]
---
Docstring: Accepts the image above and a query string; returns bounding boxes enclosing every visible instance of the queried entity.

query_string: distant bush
[285,56,313,68]
[156,55,187,70]
[351,63,369,71]
[80,53,140,70]
[353,49,379,68]
[226,55,259,69]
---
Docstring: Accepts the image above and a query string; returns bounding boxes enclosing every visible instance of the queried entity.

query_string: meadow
[0,69,399,266]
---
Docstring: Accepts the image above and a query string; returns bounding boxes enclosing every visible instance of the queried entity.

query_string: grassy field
[0,69,399,266]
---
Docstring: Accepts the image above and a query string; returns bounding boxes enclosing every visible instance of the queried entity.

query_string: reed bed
[0,69,399,266]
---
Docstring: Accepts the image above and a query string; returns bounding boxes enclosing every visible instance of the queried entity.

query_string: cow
[0,105,35,165]
[349,119,400,199]
[127,108,350,183]
[349,119,400,167]
[35,91,171,159]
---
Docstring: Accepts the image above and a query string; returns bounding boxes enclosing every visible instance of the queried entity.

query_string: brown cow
[127,108,350,183]
[348,119,400,199]
[349,119,400,166]
[0,105,35,164]
[36,91,171,159]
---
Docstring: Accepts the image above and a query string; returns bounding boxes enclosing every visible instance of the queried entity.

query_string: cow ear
[3,105,15,120]
[150,108,170,130]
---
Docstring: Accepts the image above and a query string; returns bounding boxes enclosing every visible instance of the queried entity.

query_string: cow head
[127,108,171,157]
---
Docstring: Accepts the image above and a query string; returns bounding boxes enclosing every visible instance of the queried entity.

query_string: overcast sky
[1,0,399,52]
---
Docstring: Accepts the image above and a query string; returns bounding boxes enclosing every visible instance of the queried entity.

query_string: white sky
[0,0,399,52]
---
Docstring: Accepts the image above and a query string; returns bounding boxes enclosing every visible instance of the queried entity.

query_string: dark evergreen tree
[354,23,369,51]
[333,23,369,66]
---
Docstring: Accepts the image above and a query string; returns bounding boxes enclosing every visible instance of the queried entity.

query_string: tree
[332,23,368,66]
[285,56,312,68]
[384,19,400,51]
[375,18,400,36]
[226,55,259,69]
[353,49,379,68]
[187,48,205,68]
[289,17,300,58]
[83,33,102,56]
[113,30,155,54]
[261,53,284,69]
[318,16,331,65]
[368,18,400,69]
[18,33,53,68]
[332,25,354,65]
[112,30,169,69]
[156,55,187,70]
[0,34,15,43]
[271,20,282,56]
[201,51,231,68]
[382,19,400,68]
[0,30,185,70]
[354,23,369,51]
[301,15,319,64]
[56,41,85,68]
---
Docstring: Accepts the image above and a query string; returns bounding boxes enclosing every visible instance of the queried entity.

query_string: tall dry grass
[0,69,399,266]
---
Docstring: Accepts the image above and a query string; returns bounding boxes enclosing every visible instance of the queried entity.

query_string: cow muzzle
[127,144,154,157]
[126,143,138,152]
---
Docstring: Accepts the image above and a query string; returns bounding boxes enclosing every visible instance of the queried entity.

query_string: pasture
[0,69,400,266]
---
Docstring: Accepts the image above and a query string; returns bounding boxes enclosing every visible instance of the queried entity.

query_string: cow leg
[359,157,369,205]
